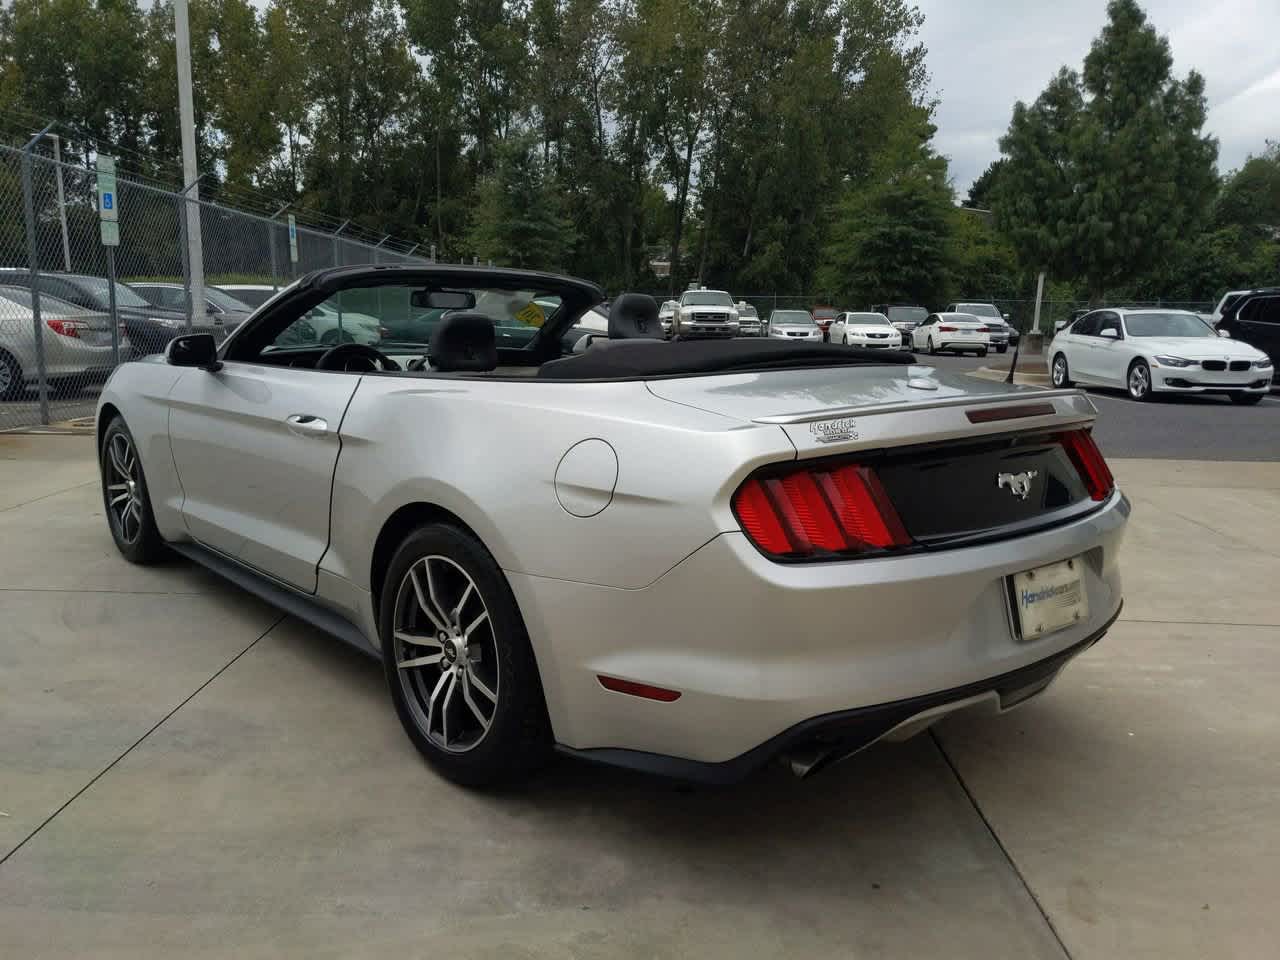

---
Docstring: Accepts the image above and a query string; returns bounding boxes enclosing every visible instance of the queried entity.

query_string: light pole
[174,0,204,329]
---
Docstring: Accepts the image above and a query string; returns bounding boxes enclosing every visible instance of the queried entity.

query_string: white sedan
[1049,308,1272,404]
[829,311,903,349]
[910,313,989,357]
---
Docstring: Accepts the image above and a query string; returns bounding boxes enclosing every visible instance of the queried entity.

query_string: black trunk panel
[875,431,1091,544]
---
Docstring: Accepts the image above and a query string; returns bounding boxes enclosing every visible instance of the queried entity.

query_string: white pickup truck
[673,288,740,337]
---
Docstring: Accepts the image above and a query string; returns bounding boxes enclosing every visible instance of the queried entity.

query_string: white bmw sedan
[829,311,903,349]
[1050,308,1272,404]
[910,312,990,357]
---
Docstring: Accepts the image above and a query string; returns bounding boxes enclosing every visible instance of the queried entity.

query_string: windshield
[0,287,84,316]
[956,303,1001,318]
[205,288,253,312]
[847,313,892,326]
[682,290,733,307]
[75,277,150,309]
[738,305,758,317]
[771,310,814,325]
[886,306,928,324]
[1124,312,1217,338]
[271,284,565,353]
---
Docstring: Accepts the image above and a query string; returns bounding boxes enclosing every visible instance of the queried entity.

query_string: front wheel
[1230,393,1263,406]
[1051,353,1073,388]
[380,523,551,787]
[978,348,988,358]
[997,345,1008,354]
[841,334,848,346]
[1128,360,1154,401]
[100,417,166,564]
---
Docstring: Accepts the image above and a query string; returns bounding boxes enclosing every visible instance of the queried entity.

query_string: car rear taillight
[1056,429,1114,501]
[46,318,85,338]
[938,325,957,332]
[732,462,911,559]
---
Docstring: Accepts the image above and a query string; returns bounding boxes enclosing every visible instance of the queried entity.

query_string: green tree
[964,159,1006,210]
[996,0,1218,301]
[465,137,573,270]
[1214,141,1280,236]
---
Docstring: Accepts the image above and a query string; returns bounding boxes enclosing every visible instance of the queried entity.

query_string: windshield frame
[681,290,734,307]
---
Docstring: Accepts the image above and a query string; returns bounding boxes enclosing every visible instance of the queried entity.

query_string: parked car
[1210,291,1280,387]
[657,299,677,336]
[1055,308,1092,336]
[811,305,838,340]
[96,265,1126,786]
[872,304,929,336]
[1209,288,1279,326]
[829,311,903,349]
[213,283,286,309]
[0,286,129,399]
[735,302,763,336]
[767,309,822,341]
[1049,308,1271,403]
[672,288,739,337]
[910,313,989,356]
[946,302,1016,352]
[0,269,221,357]
[131,282,254,332]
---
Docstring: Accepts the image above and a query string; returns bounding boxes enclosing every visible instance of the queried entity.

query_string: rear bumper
[940,338,987,351]
[510,489,1128,772]
[559,606,1119,783]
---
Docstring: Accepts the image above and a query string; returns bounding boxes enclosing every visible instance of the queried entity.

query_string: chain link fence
[0,139,427,431]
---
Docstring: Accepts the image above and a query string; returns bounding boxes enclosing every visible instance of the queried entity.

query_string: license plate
[1010,556,1088,640]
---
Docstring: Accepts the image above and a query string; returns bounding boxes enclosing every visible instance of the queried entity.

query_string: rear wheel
[978,347,988,358]
[0,348,23,400]
[380,523,551,786]
[1230,393,1263,406]
[1128,360,1153,401]
[997,345,1008,354]
[100,417,166,564]
[927,336,936,356]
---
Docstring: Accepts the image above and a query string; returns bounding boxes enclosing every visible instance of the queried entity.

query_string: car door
[166,349,362,594]
[1088,312,1127,385]
[1234,295,1280,367]
[913,315,934,350]
[1062,312,1098,381]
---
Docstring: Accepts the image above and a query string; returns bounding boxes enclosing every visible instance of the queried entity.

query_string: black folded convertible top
[537,339,916,380]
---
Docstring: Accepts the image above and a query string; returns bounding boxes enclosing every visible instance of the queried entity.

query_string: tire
[841,334,848,346]
[1127,360,1154,402]
[1051,353,1073,388]
[927,336,936,356]
[100,416,166,564]
[380,523,551,787]
[978,348,988,358]
[0,348,24,400]
[1230,393,1263,406]
[997,345,1008,354]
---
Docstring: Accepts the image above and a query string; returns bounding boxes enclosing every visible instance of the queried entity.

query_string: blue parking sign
[102,192,114,210]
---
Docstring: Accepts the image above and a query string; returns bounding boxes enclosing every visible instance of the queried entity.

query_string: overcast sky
[916,0,1280,198]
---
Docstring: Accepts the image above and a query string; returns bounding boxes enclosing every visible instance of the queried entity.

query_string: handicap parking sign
[102,192,113,210]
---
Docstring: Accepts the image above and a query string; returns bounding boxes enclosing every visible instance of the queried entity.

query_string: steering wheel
[315,342,400,372]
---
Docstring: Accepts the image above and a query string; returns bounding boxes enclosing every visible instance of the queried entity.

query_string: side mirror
[1218,329,1231,338]
[166,333,221,370]
[1099,328,1119,340]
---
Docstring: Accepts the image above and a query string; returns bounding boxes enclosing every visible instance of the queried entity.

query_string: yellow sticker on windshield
[515,302,545,328]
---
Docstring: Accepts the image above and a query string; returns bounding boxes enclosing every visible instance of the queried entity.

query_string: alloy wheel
[1053,356,1067,386]
[104,433,144,544]
[1128,363,1150,399]
[392,555,499,753]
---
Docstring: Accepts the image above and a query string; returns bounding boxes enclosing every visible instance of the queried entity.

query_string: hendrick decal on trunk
[810,417,858,443]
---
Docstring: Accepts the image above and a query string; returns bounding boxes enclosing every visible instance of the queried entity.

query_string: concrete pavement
[1,436,1277,958]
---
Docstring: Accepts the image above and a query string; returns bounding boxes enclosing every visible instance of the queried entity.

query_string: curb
[969,367,1052,386]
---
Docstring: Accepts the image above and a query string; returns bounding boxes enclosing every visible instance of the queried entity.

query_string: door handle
[285,414,328,437]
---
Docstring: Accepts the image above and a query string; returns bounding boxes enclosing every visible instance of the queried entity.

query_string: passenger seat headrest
[608,293,662,339]
[429,312,497,372]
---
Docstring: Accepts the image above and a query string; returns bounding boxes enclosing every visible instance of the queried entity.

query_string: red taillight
[938,325,957,332]
[1057,429,1114,501]
[732,462,911,559]
[46,318,84,338]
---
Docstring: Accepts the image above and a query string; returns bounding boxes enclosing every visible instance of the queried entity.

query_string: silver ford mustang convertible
[97,265,1127,785]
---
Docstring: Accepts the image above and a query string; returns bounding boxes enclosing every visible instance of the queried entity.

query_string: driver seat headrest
[429,312,497,372]
[608,293,663,339]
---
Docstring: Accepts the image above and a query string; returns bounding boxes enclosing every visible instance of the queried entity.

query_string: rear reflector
[1056,429,1114,501]
[597,676,682,702]
[732,461,910,559]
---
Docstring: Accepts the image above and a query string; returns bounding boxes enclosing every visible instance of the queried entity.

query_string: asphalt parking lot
[2,404,1279,956]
